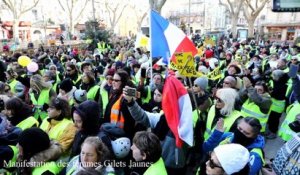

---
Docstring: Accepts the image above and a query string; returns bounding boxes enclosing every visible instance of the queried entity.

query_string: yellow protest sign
[204,38,215,47]
[170,52,203,77]
[207,66,222,80]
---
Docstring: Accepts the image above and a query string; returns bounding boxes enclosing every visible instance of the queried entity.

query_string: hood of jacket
[29,140,63,163]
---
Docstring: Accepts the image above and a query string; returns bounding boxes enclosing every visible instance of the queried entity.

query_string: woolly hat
[73,89,87,104]
[106,69,115,77]
[194,77,208,90]
[59,78,73,93]
[214,144,249,175]
[18,128,50,158]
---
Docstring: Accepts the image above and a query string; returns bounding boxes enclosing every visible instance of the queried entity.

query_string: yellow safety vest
[204,105,242,140]
[40,118,73,140]
[278,102,300,141]
[30,89,51,120]
[16,116,39,130]
[142,86,151,104]
[8,79,18,94]
[241,99,269,132]
[87,85,100,101]
[269,98,286,113]
[101,88,108,112]
[31,161,60,175]
[144,158,168,175]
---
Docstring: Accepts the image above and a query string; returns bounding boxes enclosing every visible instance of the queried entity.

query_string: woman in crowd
[5,97,38,130]
[64,63,81,88]
[70,100,102,158]
[103,69,136,138]
[141,84,163,113]
[204,88,242,140]
[66,137,114,175]
[206,144,250,175]
[16,128,63,175]
[29,74,56,121]
[40,97,76,152]
[80,71,102,112]
[0,113,22,145]
[203,117,265,175]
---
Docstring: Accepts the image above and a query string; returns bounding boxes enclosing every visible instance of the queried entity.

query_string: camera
[126,87,136,97]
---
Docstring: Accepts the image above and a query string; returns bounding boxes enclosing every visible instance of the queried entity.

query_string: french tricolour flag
[162,75,194,148]
[150,10,197,65]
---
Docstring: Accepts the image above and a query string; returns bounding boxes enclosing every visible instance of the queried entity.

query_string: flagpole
[149,9,153,83]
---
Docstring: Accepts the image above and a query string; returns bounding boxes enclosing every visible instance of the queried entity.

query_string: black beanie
[18,128,50,159]
[59,78,73,93]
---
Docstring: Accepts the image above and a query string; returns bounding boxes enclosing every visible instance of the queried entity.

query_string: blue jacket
[203,130,265,175]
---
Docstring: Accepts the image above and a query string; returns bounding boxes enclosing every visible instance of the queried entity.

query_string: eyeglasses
[112,79,121,82]
[208,152,223,169]
[215,96,223,103]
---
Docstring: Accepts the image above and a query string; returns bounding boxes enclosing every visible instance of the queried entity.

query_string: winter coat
[127,101,188,169]
[203,130,265,175]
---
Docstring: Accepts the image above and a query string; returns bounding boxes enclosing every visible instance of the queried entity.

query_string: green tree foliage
[83,20,111,51]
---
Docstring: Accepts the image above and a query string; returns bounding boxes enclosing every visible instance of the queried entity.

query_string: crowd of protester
[0,34,299,175]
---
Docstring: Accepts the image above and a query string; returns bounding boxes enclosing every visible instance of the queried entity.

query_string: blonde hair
[216,88,237,116]
[30,74,52,92]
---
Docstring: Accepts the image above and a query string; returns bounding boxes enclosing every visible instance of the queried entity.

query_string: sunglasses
[208,152,223,169]
[66,69,73,72]
[112,79,121,82]
[215,96,223,103]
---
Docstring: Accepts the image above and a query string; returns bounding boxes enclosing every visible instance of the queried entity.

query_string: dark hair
[240,117,262,136]
[5,97,33,126]
[83,71,95,84]
[133,131,161,162]
[66,63,78,73]
[115,69,129,89]
[255,81,269,93]
[49,97,71,120]
[153,84,163,94]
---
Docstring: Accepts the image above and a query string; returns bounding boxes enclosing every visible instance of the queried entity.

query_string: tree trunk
[248,18,255,38]
[13,18,19,43]
[231,15,238,39]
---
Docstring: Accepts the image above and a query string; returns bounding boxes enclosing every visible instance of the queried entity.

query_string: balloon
[18,56,31,67]
[27,62,39,72]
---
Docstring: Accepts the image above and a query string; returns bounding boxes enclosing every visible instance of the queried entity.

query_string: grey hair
[217,88,237,116]
[30,74,52,92]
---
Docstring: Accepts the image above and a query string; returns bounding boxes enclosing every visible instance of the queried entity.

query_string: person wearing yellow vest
[141,84,163,114]
[5,97,38,130]
[17,128,63,175]
[5,69,25,98]
[43,70,59,94]
[30,74,56,122]
[239,78,272,133]
[139,73,164,105]
[66,137,115,175]
[203,117,265,175]
[204,88,243,140]
[0,145,19,174]
[64,63,81,88]
[40,98,76,152]
[80,71,103,116]
[278,102,300,141]
[266,69,289,139]
[103,70,136,139]
[130,131,167,175]
[100,69,115,112]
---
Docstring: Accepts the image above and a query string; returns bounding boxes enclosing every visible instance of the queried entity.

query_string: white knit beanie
[214,144,250,175]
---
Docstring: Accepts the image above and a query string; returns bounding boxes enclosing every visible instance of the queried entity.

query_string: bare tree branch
[2,0,15,12]
[219,0,231,14]
[58,0,66,11]
[74,0,89,21]
[19,0,39,17]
